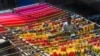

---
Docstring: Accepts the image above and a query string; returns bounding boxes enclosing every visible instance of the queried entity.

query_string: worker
[62,15,77,39]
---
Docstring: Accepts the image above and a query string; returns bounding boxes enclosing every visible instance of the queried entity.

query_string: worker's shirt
[63,24,76,32]
[0,39,6,44]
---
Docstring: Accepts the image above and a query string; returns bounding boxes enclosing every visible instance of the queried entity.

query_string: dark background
[44,0,100,24]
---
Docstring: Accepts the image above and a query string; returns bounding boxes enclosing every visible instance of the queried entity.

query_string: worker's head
[62,15,68,21]
[62,14,72,24]
[67,16,72,24]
